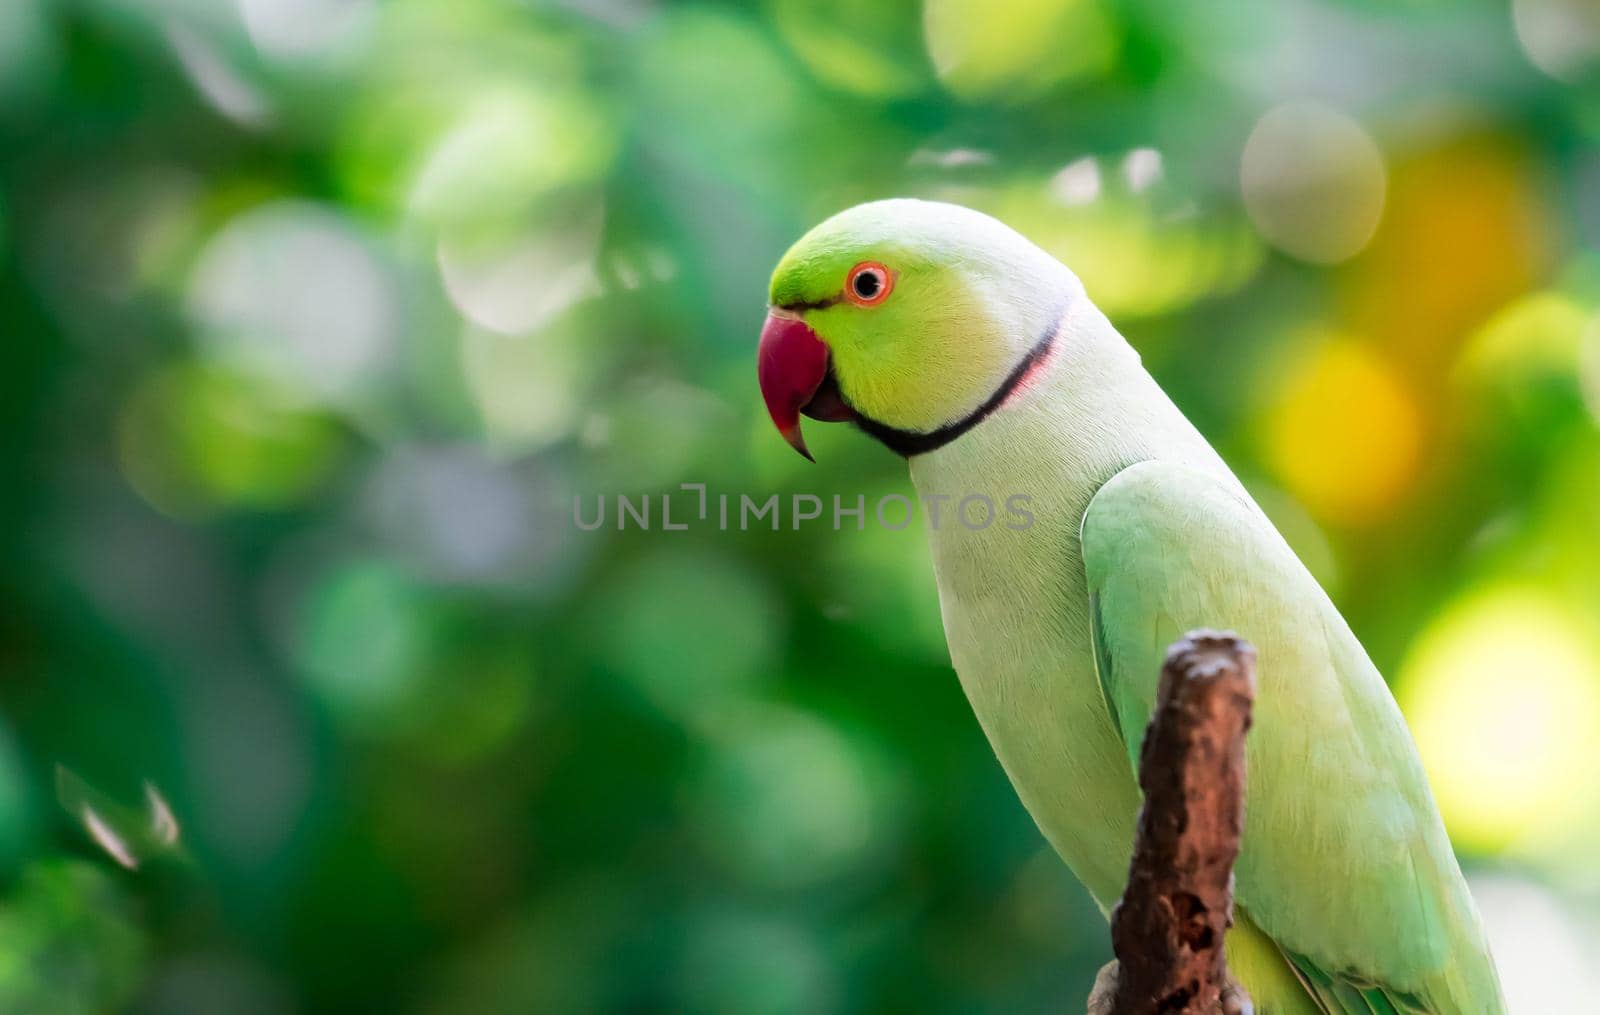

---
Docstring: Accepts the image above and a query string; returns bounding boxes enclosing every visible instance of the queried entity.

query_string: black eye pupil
[853,271,881,299]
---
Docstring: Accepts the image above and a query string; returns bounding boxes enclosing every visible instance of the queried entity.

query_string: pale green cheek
[834,351,974,432]
[823,320,1012,432]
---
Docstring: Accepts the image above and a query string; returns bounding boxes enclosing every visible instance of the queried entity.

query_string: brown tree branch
[1091,631,1258,1015]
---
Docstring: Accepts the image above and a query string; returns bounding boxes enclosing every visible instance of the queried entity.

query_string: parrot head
[758,198,1076,460]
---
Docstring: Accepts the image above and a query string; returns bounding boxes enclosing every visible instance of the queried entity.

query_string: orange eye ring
[844,261,895,307]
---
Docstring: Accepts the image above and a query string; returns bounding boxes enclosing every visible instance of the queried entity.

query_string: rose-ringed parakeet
[756,200,1504,1014]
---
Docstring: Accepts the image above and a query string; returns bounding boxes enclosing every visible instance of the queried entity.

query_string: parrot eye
[845,261,894,307]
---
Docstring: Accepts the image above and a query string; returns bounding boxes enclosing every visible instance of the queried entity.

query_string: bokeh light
[436,200,603,336]
[407,86,618,231]
[118,364,345,517]
[360,445,553,585]
[1400,588,1600,855]
[923,0,1116,101]
[187,201,401,405]
[1458,291,1597,437]
[294,558,432,730]
[691,702,902,891]
[1341,136,1550,376]
[590,548,785,720]
[1513,0,1600,81]
[1260,334,1423,526]
[237,0,376,64]
[1241,102,1387,265]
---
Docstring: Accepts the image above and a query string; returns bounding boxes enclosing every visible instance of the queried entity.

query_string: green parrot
[756,199,1504,1014]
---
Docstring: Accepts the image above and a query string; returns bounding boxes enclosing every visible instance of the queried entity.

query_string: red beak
[757,312,853,461]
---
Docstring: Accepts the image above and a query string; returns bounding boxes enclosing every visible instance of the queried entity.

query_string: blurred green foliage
[2,0,1600,1010]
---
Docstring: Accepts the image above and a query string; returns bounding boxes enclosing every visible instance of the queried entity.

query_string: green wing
[1080,461,1503,1015]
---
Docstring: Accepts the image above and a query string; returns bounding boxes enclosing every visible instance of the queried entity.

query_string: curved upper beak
[757,311,854,461]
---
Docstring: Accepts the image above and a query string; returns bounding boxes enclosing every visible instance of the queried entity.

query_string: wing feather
[1079,461,1502,1014]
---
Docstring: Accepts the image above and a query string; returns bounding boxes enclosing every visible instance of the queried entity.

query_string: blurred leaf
[0,861,147,1014]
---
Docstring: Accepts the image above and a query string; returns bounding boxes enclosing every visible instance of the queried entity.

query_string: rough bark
[1094,631,1257,1015]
